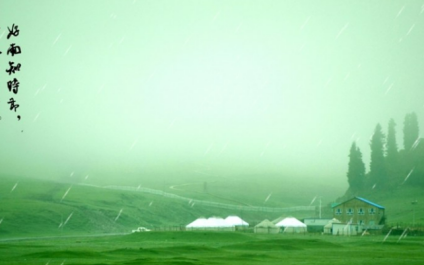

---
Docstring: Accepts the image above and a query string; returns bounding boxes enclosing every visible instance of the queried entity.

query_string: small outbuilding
[332,223,362,236]
[323,218,341,234]
[254,219,280,234]
[303,218,333,232]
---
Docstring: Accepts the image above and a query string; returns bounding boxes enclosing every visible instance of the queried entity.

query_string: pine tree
[370,123,387,187]
[403,112,419,151]
[386,118,398,163]
[347,142,366,192]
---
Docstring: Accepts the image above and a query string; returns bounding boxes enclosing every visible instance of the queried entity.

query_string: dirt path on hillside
[169,181,253,206]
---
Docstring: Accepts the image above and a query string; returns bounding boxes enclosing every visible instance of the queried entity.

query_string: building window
[347,208,353,215]
[335,208,342,215]
[358,208,365,215]
[359,220,365,225]
[369,208,375,215]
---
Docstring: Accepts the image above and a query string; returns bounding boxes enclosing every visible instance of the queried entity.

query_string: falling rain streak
[335,23,348,39]
[59,212,73,228]
[264,193,272,203]
[411,138,421,150]
[310,196,317,205]
[397,228,408,243]
[402,168,414,184]
[10,182,18,192]
[115,209,123,222]
[52,33,61,46]
[63,44,72,56]
[383,228,393,242]
[61,186,72,202]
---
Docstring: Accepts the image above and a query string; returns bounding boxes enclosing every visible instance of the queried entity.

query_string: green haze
[1,0,424,187]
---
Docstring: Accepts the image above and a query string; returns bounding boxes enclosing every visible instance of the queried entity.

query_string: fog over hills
[1,1,424,194]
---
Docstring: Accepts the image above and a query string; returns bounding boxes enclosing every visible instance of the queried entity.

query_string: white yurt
[323,218,341,234]
[254,219,280,234]
[225,216,249,227]
[186,218,208,229]
[275,217,307,233]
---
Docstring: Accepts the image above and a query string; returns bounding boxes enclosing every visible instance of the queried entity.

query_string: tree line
[347,112,424,194]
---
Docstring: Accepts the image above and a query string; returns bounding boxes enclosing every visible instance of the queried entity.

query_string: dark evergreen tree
[347,142,366,192]
[386,118,398,163]
[369,123,387,187]
[403,112,419,151]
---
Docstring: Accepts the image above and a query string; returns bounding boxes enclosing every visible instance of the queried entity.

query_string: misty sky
[1,0,424,185]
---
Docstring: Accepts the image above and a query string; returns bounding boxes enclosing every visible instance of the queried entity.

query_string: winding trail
[79,183,315,213]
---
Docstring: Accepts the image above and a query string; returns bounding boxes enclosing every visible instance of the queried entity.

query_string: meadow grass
[0,231,423,265]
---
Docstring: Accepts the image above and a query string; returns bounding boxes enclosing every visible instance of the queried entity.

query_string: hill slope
[1,174,423,238]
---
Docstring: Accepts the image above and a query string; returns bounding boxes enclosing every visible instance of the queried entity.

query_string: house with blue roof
[332,197,385,230]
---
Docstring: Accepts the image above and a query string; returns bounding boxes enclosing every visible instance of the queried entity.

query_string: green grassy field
[1,231,423,265]
[1,174,424,264]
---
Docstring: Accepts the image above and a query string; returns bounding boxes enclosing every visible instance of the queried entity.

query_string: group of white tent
[186,216,309,233]
[186,216,249,230]
[254,217,307,234]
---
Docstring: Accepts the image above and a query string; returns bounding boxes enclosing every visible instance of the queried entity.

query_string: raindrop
[396,6,405,18]
[397,228,408,242]
[310,196,317,205]
[52,33,61,46]
[385,83,393,95]
[61,186,72,202]
[128,139,138,153]
[212,11,220,23]
[264,193,272,203]
[63,212,73,226]
[11,182,18,192]
[114,209,123,222]
[335,23,349,39]
[406,24,415,36]
[300,17,310,31]
[204,143,213,156]
[383,76,389,85]
[402,168,414,184]
[383,228,392,242]
[63,44,72,56]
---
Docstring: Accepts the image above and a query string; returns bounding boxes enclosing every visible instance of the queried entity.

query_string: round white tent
[324,218,341,234]
[225,216,249,226]
[275,217,307,233]
[186,218,208,228]
[254,219,280,234]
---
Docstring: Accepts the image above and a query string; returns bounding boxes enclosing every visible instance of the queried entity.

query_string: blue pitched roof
[355,197,385,209]
[331,197,385,209]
